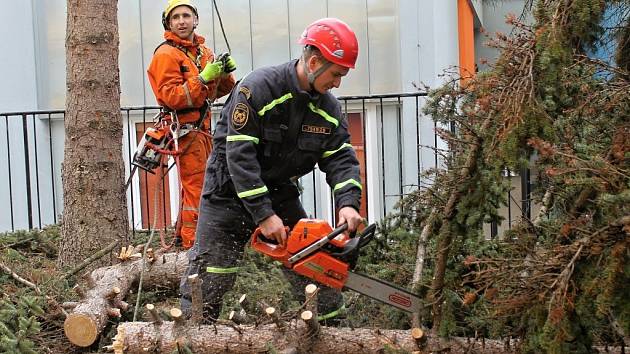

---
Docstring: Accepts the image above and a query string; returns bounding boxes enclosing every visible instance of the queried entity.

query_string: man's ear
[307,55,321,72]
[193,16,199,28]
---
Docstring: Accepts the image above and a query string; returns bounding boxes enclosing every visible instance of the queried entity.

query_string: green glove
[199,60,223,83]
[222,54,237,73]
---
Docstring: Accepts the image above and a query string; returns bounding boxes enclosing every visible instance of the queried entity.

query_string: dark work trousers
[179,180,343,323]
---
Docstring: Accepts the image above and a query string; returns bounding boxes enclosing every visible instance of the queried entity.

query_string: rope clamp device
[168,112,180,152]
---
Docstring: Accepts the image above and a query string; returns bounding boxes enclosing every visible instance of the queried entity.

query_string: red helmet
[298,18,358,69]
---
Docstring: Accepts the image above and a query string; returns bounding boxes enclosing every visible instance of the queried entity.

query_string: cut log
[64,251,189,347]
[170,307,185,326]
[304,283,318,315]
[411,327,428,348]
[301,310,319,336]
[113,321,433,353]
[238,293,248,308]
[188,274,203,325]
[228,309,248,324]
[266,306,285,331]
[145,304,162,325]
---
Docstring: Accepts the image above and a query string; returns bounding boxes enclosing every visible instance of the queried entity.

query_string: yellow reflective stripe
[322,143,353,159]
[237,185,269,199]
[227,135,260,144]
[206,266,240,274]
[308,102,339,127]
[317,304,346,321]
[333,178,362,192]
[257,93,293,116]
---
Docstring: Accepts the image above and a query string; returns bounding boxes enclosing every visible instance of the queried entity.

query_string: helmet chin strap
[302,52,332,92]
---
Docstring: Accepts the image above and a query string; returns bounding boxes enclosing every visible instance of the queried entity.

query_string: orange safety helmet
[298,18,359,69]
[162,0,199,30]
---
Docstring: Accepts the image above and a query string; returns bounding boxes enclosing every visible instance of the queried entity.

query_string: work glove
[218,53,237,73]
[198,60,224,84]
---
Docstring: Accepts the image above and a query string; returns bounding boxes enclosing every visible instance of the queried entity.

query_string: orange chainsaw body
[252,220,421,314]
[251,219,352,289]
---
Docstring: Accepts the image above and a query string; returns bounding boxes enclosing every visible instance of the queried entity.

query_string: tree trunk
[112,321,494,354]
[411,211,436,291]
[59,0,128,268]
[429,118,490,334]
[64,252,189,347]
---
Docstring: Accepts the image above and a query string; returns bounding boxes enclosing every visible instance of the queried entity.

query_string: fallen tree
[64,252,516,353]
[109,317,513,354]
[63,250,189,347]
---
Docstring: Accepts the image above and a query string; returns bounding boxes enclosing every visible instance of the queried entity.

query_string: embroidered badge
[302,125,331,135]
[232,103,249,131]
[239,86,251,100]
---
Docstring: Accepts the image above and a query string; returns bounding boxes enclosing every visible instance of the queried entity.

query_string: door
[346,112,368,219]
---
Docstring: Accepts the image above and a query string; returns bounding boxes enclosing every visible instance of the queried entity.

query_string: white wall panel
[212,0,253,77]
[366,0,400,93]
[379,104,403,213]
[328,0,369,96]
[399,0,421,91]
[0,1,38,111]
[288,0,328,60]
[193,1,214,42]
[251,0,291,69]
[140,0,165,105]
[119,1,146,107]
[33,0,66,110]
[476,0,530,71]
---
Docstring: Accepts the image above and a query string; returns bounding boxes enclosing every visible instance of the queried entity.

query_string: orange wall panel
[458,0,476,83]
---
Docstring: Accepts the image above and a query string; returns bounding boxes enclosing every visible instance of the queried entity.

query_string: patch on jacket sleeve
[231,103,249,131]
[239,86,251,100]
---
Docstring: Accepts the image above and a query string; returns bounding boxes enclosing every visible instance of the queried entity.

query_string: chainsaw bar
[345,272,422,313]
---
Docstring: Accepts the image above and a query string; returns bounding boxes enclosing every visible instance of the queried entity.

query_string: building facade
[0,0,526,233]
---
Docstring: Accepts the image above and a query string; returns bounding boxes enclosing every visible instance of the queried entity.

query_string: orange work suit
[147,31,235,248]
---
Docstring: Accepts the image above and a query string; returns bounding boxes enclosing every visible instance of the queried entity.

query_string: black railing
[1,110,64,231]
[0,92,532,237]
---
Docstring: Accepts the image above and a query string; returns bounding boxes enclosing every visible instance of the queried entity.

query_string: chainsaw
[132,124,169,173]
[251,218,422,313]
[126,101,212,190]
[125,112,185,189]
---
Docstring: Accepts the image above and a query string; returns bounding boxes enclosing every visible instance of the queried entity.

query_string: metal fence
[0,92,531,238]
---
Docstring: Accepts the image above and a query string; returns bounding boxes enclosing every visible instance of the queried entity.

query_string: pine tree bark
[112,321,472,354]
[59,0,128,268]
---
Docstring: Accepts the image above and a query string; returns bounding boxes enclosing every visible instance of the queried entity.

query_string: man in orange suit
[147,0,236,248]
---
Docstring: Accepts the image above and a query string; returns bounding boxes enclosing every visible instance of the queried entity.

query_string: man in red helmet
[147,0,236,249]
[179,18,363,323]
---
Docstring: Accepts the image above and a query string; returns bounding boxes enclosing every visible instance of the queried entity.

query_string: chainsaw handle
[250,227,290,262]
[358,223,376,248]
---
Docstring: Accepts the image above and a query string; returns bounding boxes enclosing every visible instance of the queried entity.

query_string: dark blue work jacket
[207,59,362,223]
